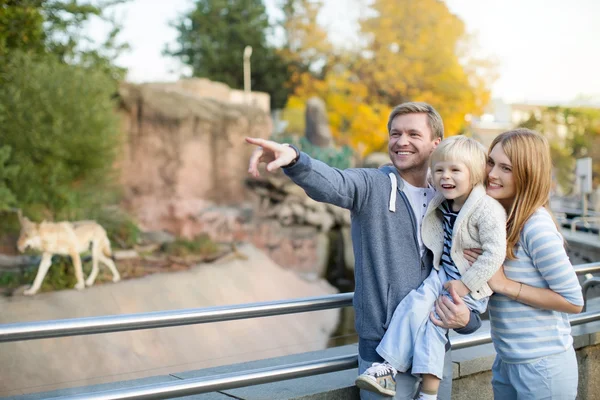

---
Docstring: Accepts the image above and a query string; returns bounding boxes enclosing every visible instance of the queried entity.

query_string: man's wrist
[455,309,481,335]
[281,143,300,168]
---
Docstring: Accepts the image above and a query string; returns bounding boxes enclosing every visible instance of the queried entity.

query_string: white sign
[576,157,593,194]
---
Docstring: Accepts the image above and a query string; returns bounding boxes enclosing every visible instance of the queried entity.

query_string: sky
[89,0,600,105]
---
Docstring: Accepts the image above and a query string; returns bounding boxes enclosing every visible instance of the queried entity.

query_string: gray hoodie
[284,150,481,361]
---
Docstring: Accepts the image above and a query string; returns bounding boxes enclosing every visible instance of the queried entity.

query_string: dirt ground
[0,245,236,296]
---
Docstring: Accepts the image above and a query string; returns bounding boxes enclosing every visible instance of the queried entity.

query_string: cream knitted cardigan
[421,184,507,300]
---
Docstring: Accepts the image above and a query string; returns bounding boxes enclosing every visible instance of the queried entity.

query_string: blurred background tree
[0,0,129,220]
[518,106,600,194]
[163,0,496,158]
[280,0,496,158]
[0,0,129,80]
[0,146,19,210]
[277,0,332,79]
[166,0,291,109]
[0,52,122,219]
[0,0,46,57]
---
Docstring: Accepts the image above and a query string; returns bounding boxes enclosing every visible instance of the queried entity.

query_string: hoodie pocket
[382,284,394,329]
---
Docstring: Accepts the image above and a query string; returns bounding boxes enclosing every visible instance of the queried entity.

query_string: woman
[465,128,584,399]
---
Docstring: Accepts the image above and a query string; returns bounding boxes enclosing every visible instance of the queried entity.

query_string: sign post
[576,157,593,216]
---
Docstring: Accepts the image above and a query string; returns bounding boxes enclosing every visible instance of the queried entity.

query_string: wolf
[17,211,121,295]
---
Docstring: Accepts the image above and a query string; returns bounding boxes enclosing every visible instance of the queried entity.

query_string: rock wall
[117,79,272,237]
[116,81,354,277]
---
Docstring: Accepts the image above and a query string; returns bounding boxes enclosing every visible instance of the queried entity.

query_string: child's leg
[357,354,419,399]
[410,270,451,396]
[376,269,445,371]
[419,374,441,398]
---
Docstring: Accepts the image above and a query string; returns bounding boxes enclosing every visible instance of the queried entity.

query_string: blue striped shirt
[440,200,461,281]
[489,207,584,363]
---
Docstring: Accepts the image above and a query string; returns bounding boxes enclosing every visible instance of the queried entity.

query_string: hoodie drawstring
[388,173,397,212]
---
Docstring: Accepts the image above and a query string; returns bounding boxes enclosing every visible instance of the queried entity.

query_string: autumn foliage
[280,0,496,158]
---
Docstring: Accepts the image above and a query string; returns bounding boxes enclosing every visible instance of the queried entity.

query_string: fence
[2,262,600,400]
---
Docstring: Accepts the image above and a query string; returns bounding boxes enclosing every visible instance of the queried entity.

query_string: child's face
[433,160,472,208]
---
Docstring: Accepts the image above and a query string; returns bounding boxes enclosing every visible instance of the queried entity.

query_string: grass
[162,233,220,258]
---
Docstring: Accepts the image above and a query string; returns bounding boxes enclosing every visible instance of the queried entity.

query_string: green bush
[0,146,18,211]
[92,208,141,250]
[163,234,220,258]
[0,51,122,219]
[0,256,90,292]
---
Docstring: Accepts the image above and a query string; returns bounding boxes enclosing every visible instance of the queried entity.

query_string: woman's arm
[511,213,583,313]
[487,267,583,314]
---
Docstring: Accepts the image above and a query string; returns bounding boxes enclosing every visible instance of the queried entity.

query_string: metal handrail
[573,261,600,275]
[571,216,600,235]
[2,262,600,343]
[0,293,353,343]
[53,311,600,400]
[56,355,359,400]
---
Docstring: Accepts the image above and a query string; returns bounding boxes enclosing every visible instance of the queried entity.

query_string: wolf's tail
[101,233,113,258]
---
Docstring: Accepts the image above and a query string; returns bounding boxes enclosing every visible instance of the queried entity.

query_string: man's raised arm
[245,137,370,211]
[246,137,298,177]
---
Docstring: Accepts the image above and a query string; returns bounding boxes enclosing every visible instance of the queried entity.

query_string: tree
[0,0,46,57]
[0,0,129,80]
[281,0,495,157]
[0,146,18,211]
[519,106,600,193]
[166,0,291,109]
[0,52,122,218]
[278,0,332,75]
[356,0,495,136]
[283,69,392,157]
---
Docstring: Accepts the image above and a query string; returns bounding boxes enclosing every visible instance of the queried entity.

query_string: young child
[355,136,507,399]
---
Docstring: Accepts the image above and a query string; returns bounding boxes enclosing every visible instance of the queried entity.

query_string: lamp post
[243,45,253,103]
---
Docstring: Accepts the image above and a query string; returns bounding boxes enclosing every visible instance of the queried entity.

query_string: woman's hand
[444,280,470,297]
[463,248,482,266]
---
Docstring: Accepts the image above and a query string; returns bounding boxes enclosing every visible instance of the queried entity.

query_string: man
[246,102,481,399]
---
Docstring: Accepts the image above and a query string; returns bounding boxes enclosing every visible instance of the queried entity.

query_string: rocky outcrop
[116,86,355,279]
[245,173,354,284]
[305,97,333,147]
[117,79,272,237]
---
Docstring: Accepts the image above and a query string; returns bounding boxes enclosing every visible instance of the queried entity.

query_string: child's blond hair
[430,135,487,186]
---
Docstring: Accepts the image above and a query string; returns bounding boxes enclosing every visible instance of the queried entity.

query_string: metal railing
[571,216,600,237]
[3,262,599,343]
[2,261,600,400]
[51,311,600,400]
[55,355,360,400]
[0,293,353,342]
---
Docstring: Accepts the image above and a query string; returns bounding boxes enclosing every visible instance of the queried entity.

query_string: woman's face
[486,143,516,209]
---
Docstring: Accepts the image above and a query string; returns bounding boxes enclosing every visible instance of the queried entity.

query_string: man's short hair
[430,135,487,186]
[387,102,444,141]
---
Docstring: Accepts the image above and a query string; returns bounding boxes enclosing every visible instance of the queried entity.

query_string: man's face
[388,113,440,174]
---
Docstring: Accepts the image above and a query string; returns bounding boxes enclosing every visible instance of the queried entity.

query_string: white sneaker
[355,361,398,397]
